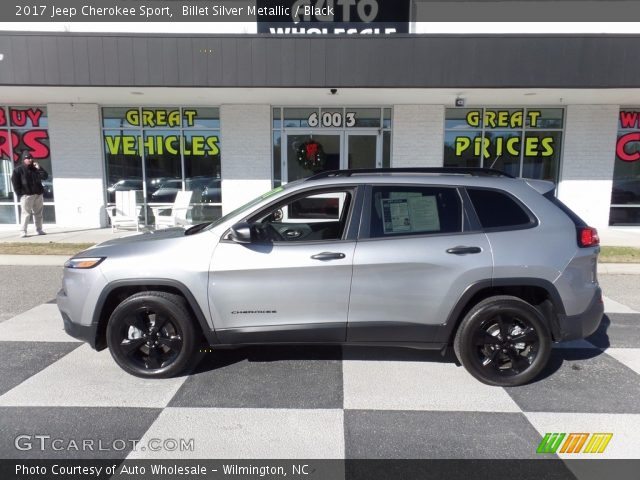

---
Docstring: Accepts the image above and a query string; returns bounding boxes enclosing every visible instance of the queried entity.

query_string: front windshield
[203,185,287,231]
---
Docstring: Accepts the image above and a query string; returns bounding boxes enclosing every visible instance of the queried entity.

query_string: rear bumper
[555,287,604,342]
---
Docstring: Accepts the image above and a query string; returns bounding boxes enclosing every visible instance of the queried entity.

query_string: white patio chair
[107,190,141,232]
[151,190,193,229]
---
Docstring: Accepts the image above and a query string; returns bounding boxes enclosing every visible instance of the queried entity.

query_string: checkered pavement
[0,298,639,463]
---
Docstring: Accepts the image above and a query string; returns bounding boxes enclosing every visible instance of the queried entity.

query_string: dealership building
[1,29,640,229]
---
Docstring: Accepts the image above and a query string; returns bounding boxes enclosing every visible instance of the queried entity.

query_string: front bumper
[555,287,604,342]
[57,288,98,349]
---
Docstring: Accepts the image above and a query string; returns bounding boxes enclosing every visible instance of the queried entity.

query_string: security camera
[455,97,466,107]
[330,88,338,95]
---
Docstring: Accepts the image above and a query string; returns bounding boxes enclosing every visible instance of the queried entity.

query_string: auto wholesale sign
[256,0,410,34]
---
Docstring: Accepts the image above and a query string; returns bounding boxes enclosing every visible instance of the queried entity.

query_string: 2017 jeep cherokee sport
[57,168,604,386]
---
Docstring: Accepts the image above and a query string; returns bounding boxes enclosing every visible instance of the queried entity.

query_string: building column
[557,105,619,229]
[47,104,106,228]
[392,105,444,168]
[220,105,272,214]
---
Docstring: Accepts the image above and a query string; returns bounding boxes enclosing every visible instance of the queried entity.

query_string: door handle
[311,252,346,260]
[283,229,302,238]
[446,246,482,255]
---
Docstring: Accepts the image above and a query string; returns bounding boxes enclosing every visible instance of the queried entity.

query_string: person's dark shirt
[11,163,49,197]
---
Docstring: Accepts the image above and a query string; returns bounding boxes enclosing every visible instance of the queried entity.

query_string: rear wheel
[453,295,551,386]
[106,291,197,378]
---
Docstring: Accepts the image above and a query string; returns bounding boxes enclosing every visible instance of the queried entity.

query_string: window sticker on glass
[390,191,422,200]
[382,198,411,233]
[381,195,440,234]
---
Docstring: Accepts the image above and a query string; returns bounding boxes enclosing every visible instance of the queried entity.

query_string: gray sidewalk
[0,226,142,244]
[599,227,640,248]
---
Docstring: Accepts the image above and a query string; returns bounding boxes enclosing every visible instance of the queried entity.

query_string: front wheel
[106,291,197,378]
[453,295,551,387]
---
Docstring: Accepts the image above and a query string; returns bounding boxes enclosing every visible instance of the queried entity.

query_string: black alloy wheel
[475,314,539,375]
[106,291,197,378]
[454,295,551,386]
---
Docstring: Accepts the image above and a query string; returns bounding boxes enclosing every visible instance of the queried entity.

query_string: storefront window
[444,130,483,169]
[102,107,221,225]
[443,107,564,181]
[0,106,54,224]
[610,108,640,225]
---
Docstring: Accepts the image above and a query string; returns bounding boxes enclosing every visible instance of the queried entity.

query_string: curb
[0,255,70,266]
[598,263,640,275]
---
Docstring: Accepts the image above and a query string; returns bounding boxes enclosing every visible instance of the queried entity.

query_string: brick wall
[47,104,106,227]
[220,104,272,214]
[392,105,444,168]
[557,105,619,228]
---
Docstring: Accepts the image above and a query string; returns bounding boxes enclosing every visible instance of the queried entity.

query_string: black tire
[453,295,552,387]
[106,291,197,378]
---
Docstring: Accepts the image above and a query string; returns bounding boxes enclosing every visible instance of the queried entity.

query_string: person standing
[11,151,49,237]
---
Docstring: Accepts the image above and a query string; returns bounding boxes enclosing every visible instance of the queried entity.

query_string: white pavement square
[342,359,521,412]
[603,348,640,376]
[127,408,345,459]
[0,344,188,408]
[603,296,639,314]
[524,412,640,459]
[0,304,72,342]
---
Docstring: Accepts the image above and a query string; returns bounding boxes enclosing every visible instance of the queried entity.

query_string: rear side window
[368,186,462,238]
[467,188,534,229]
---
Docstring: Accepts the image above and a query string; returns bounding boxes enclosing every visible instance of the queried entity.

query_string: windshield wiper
[184,222,211,235]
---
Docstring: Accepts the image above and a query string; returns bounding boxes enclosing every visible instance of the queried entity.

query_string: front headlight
[64,257,105,269]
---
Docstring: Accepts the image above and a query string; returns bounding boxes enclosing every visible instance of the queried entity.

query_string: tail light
[578,227,600,248]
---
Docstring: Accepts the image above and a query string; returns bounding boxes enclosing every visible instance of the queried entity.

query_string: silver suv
[57,168,604,386]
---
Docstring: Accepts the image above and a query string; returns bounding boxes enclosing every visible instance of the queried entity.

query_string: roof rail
[305,167,515,181]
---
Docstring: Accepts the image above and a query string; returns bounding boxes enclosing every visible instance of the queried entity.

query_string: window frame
[464,186,539,233]
[358,183,470,241]
[222,184,364,245]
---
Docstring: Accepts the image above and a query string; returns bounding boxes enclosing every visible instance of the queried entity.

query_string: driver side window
[252,190,352,243]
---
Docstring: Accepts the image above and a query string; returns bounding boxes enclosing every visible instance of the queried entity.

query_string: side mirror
[229,222,253,244]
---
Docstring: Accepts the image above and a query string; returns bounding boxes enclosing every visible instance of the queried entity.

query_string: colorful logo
[537,433,613,454]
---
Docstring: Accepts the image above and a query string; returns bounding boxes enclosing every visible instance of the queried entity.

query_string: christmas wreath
[296,140,326,171]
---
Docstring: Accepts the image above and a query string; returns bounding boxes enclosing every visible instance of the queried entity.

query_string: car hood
[80,228,187,253]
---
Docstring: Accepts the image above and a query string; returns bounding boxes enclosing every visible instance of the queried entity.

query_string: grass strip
[599,246,640,263]
[0,242,95,255]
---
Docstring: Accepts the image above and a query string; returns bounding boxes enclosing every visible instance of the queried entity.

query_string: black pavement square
[169,345,343,409]
[0,407,162,459]
[0,342,80,396]
[587,313,640,349]
[506,348,640,413]
[344,411,544,459]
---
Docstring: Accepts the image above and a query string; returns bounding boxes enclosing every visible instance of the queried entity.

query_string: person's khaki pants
[20,194,44,233]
